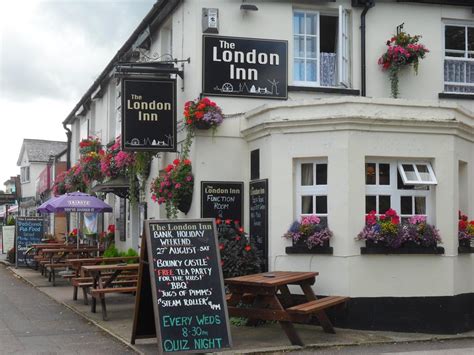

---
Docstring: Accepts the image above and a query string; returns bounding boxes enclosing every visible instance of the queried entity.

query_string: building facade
[62,0,474,332]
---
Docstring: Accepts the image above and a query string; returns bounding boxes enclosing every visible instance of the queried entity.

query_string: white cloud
[0,0,155,182]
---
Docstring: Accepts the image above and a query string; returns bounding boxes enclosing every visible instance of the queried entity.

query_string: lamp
[240,2,258,11]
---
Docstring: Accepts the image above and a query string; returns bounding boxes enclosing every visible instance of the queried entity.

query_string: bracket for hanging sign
[396,23,404,35]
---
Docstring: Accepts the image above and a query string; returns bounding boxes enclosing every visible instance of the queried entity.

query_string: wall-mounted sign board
[202,35,288,99]
[201,181,243,223]
[131,219,232,353]
[249,179,268,272]
[122,78,177,151]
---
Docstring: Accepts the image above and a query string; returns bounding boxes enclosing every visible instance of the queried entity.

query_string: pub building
[61,0,474,334]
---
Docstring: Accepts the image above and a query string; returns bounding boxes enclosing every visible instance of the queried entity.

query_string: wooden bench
[286,296,349,315]
[90,286,137,320]
[72,274,138,304]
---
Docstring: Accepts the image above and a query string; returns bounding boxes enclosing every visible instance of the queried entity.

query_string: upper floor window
[444,23,474,94]
[293,6,350,88]
[21,166,30,183]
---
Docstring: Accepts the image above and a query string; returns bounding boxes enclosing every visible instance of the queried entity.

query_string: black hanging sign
[249,179,268,272]
[201,181,243,223]
[131,219,232,353]
[202,35,288,99]
[15,217,44,267]
[122,78,176,151]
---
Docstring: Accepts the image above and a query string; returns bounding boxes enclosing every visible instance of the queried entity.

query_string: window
[296,160,328,223]
[293,6,350,87]
[444,23,474,93]
[365,160,435,223]
[21,166,30,183]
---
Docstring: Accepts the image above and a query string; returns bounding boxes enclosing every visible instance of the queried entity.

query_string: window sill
[286,246,333,254]
[458,247,474,254]
[288,85,360,96]
[361,246,444,255]
[439,93,474,100]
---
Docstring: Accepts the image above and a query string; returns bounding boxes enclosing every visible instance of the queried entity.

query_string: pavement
[0,263,133,354]
[2,259,474,354]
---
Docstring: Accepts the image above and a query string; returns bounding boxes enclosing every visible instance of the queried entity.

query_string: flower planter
[286,239,333,254]
[458,239,474,254]
[178,192,193,215]
[194,120,212,130]
[361,240,444,255]
[459,239,471,248]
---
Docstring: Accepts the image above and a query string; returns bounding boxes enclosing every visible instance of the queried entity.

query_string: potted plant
[217,219,261,278]
[283,215,333,253]
[150,158,194,218]
[378,31,429,98]
[458,211,474,248]
[184,97,224,131]
[79,136,102,155]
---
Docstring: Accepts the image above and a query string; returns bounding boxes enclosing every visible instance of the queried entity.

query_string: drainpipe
[360,0,375,97]
[63,123,72,170]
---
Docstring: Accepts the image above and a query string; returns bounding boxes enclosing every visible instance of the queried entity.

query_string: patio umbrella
[36,192,112,247]
[39,191,112,213]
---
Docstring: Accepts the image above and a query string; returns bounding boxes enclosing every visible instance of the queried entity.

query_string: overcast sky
[0,0,155,185]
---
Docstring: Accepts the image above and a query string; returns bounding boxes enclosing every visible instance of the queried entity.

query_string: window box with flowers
[358,209,444,254]
[458,211,474,253]
[184,97,223,132]
[284,215,333,254]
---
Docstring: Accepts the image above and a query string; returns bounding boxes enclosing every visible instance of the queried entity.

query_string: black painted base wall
[321,293,474,334]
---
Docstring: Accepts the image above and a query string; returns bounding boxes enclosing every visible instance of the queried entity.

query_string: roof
[17,139,67,166]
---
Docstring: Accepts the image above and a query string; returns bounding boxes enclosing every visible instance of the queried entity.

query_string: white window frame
[21,166,30,184]
[293,10,320,86]
[295,159,328,219]
[365,160,434,223]
[443,22,474,92]
[398,162,437,185]
[293,6,351,88]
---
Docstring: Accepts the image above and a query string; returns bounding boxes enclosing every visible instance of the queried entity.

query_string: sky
[0,0,156,185]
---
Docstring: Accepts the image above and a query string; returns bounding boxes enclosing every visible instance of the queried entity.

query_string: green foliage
[103,244,120,258]
[6,215,15,226]
[218,220,262,278]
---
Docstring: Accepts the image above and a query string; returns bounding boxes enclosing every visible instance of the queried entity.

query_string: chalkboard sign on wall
[132,219,232,353]
[16,217,44,267]
[201,181,243,223]
[249,179,268,272]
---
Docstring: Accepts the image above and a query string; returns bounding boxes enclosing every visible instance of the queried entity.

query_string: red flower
[197,103,206,110]
[235,236,241,241]
[183,159,191,166]
[173,158,180,165]
[219,243,224,250]
[238,227,244,233]
[225,219,231,225]
[216,218,221,225]
[459,220,468,231]
[195,111,204,119]
[244,245,251,252]
[165,164,174,173]
[391,216,400,225]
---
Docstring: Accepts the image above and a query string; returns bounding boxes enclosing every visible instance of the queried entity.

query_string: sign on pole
[122,78,177,151]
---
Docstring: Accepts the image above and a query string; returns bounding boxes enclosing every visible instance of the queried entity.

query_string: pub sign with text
[203,35,287,99]
[122,78,176,151]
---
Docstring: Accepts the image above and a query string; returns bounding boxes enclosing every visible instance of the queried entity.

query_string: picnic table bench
[225,271,349,346]
[81,263,139,320]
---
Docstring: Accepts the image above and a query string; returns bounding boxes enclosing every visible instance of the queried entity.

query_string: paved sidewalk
[6,265,474,354]
[0,264,134,354]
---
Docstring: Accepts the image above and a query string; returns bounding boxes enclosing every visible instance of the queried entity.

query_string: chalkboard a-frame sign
[131,219,232,354]
[16,217,44,267]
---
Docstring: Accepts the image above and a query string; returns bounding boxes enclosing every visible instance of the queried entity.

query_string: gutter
[360,0,375,97]
[62,0,182,126]
[62,123,72,170]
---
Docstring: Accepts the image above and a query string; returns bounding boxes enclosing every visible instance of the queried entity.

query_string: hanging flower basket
[184,97,223,131]
[177,191,193,214]
[378,31,429,98]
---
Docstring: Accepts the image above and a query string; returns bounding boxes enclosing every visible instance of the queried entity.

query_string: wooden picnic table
[67,256,139,304]
[42,247,103,286]
[225,271,348,346]
[81,263,139,320]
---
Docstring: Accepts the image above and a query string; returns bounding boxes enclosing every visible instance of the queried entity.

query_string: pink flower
[185,175,192,182]
[151,195,157,202]
[301,215,320,225]
[175,183,181,189]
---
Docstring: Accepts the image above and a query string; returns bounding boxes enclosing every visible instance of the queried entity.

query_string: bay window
[365,160,436,223]
[296,159,328,223]
[293,6,350,88]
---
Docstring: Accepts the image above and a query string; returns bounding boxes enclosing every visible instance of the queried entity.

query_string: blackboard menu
[249,179,268,272]
[201,181,243,223]
[145,219,231,353]
[16,217,44,267]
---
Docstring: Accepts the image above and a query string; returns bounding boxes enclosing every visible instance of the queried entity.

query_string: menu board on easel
[15,217,44,267]
[131,219,232,353]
